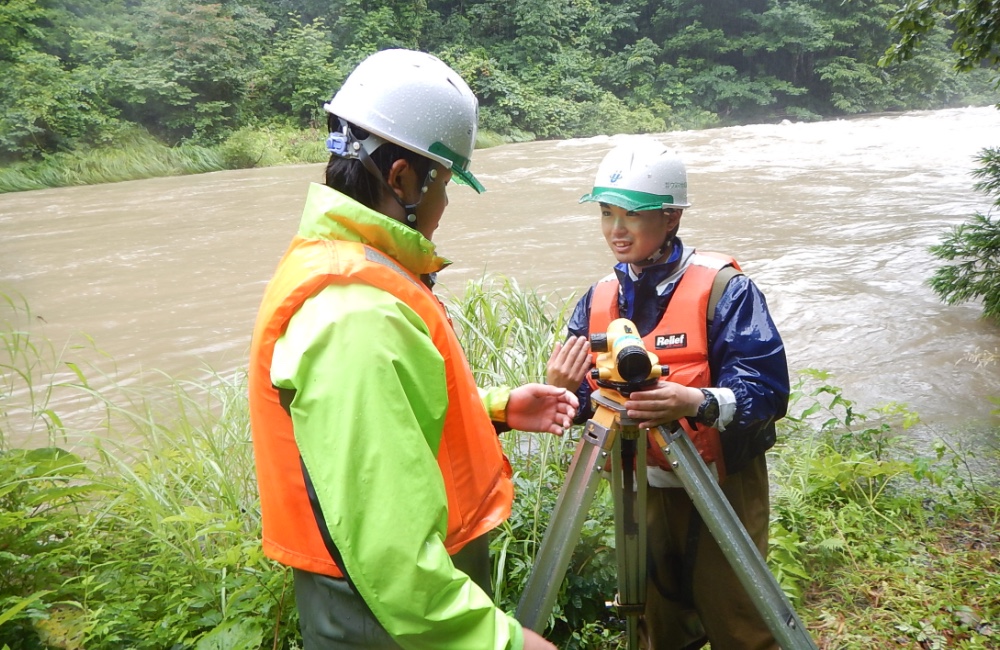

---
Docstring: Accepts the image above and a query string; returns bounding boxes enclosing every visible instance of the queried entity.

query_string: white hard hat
[324,48,485,193]
[580,140,689,210]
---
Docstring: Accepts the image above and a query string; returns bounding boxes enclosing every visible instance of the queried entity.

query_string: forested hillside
[1,0,997,165]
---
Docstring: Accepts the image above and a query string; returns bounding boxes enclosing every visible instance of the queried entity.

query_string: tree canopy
[881,0,1000,71]
[0,0,998,163]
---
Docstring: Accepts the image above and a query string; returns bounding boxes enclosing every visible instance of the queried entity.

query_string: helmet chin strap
[632,212,681,268]
[327,121,436,227]
[633,237,673,268]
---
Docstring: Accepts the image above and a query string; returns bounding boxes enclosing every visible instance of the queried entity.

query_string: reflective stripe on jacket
[588,252,739,477]
[249,220,513,580]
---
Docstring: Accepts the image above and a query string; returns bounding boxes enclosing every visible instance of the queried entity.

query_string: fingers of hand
[546,396,575,435]
[568,337,591,369]
[558,410,573,434]
[627,407,669,424]
[551,337,589,367]
[625,393,675,424]
[638,417,671,429]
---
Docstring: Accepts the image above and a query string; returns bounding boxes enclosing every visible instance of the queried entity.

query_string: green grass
[1,290,295,649]
[0,292,68,447]
[0,125,332,194]
[0,124,506,194]
[446,276,621,647]
[0,128,227,193]
[770,370,999,648]
[1,281,998,649]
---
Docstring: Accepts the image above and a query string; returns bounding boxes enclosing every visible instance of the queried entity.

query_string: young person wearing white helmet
[248,49,575,650]
[546,138,790,649]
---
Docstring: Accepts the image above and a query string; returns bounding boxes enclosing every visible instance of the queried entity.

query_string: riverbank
[0,124,530,195]
[2,282,997,649]
[0,125,327,194]
[4,101,999,196]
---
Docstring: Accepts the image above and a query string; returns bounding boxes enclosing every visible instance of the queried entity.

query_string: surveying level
[516,319,817,649]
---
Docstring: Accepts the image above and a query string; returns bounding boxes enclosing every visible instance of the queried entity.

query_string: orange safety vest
[248,236,514,578]
[589,252,740,478]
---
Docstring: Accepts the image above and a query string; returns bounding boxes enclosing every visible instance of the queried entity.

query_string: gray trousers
[293,534,493,649]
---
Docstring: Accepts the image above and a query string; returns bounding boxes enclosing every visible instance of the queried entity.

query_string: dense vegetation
[880,0,1000,322]
[927,148,1000,321]
[2,0,998,172]
[1,283,997,649]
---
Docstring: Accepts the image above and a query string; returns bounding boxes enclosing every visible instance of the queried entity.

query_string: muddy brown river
[2,107,999,452]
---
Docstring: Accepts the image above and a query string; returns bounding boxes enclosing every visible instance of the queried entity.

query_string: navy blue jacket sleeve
[708,274,789,468]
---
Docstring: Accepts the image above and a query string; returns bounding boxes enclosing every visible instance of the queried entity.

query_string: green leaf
[0,590,51,626]
[23,483,96,506]
[194,619,264,650]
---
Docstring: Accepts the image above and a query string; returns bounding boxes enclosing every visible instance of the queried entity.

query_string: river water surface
[2,107,999,450]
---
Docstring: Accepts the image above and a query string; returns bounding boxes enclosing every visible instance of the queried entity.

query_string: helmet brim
[579,187,686,211]
[452,167,486,194]
[426,141,485,193]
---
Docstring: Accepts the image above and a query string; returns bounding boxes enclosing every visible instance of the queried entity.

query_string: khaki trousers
[640,454,778,650]
[293,534,492,649]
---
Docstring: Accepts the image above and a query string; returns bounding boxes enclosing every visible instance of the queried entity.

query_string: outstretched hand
[506,383,579,435]
[545,335,592,391]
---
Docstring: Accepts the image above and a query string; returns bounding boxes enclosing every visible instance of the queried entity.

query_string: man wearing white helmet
[547,138,789,649]
[248,49,575,650]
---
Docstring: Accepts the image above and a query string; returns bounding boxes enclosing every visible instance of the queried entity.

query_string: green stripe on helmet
[579,186,675,211]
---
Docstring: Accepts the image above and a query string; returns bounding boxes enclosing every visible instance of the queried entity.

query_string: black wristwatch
[695,388,719,426]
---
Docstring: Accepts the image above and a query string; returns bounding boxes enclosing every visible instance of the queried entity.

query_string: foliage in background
[882,0,1000,322]
[881,0,1000,72]
[1,0,999,179]
[1,283,998,648]
[927,148,1000,321]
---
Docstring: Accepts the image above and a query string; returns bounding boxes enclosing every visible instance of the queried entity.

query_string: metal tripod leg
[650,425,818,650]
[517,396,648,648]
[611,408,646,649]
[516,402,818,649]
[515,404,617,632]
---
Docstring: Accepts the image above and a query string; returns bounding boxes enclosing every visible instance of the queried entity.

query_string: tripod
[515,386,818,649]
